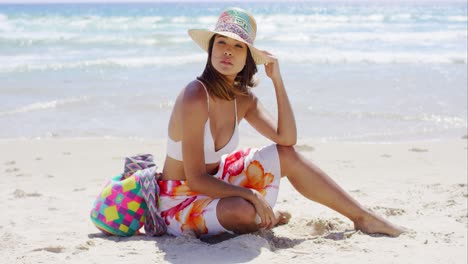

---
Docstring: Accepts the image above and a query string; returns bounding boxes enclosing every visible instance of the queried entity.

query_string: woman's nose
[224,49,232,56]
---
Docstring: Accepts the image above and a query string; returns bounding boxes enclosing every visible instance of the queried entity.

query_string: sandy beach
[0,1,466,263]
[0,137,466,263]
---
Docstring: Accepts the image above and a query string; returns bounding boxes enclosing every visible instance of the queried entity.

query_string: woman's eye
[235,44,243,48]
[217,40,225,44]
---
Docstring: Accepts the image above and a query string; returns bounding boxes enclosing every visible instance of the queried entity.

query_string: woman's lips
[220,60,232,65]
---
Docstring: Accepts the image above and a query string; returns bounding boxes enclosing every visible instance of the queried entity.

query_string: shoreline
[0,133,466,143]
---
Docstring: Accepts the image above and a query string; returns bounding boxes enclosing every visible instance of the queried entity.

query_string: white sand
[0,137,466,264]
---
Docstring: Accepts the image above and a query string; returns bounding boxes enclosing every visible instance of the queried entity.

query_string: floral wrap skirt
[157,144,281,237]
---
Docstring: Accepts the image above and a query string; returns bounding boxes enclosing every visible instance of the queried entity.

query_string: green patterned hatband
[187,7,268,64]
[214,8,257,45]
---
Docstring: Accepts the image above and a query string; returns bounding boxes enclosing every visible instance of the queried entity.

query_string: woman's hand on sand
[261,51,282,83]
[249,189,276,229]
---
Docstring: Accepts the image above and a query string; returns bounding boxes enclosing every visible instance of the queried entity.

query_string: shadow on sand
[89,230,306,264]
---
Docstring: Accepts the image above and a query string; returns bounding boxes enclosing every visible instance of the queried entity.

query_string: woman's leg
[276,145,404,237]
[217,197,258,234]
[216,197,292,234]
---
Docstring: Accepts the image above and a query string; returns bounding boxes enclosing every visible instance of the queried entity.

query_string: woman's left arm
[245,53,297,146]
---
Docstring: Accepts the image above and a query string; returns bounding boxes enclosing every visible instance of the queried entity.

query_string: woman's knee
[276,144,298,176]
[217,197,257,232]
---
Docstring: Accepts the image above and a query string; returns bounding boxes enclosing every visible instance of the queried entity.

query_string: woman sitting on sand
[157,7,404,238]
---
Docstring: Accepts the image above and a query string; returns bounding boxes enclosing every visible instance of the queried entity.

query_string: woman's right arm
[180,82,276,229]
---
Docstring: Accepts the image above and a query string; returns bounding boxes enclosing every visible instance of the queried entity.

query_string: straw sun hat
[188,7,269,65]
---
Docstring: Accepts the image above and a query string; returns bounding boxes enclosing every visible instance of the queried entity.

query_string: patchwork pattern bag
[90,173,147,236]
[90,154,167,237]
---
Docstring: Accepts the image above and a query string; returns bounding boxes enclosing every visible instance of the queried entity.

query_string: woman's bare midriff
[161,156,220,181]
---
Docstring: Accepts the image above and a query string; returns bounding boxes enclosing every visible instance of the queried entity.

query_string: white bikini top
[166,80,239,164]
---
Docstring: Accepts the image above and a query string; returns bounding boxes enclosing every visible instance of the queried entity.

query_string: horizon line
[0,0,464,3]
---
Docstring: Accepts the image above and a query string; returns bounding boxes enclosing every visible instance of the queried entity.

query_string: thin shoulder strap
[196,79,209,112]
[234,97,238,123]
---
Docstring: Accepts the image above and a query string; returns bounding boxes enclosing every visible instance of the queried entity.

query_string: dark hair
[197,34,258,101]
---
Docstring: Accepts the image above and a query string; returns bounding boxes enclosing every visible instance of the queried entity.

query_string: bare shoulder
[183,80,207,98]
[180,80,209,116]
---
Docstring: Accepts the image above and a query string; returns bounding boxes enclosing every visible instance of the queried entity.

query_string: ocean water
[0,1,466,142]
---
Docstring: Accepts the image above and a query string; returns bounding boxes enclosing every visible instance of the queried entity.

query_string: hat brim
[188,29,269,65]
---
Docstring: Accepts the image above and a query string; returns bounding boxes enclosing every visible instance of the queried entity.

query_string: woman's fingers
[257,202,275,229]
[250,189,276,229]
[257,206,268,228]
[260,50,277,64]
[264,207,273,228]
[266,207,275,229]
[253,201,266,227]
[265,56,276,65]
[261,50,281,81]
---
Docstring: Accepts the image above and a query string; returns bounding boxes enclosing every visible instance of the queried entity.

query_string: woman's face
[211,35,248,80]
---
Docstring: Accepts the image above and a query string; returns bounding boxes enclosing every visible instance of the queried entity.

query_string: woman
[157,7,405,238]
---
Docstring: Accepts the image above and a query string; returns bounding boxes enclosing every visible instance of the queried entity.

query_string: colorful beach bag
[90,154,167,237]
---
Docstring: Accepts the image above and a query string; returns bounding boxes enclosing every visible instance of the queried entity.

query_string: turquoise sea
[0,1,466,142]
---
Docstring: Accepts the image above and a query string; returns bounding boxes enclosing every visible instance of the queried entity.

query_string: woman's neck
[224,74,236,84]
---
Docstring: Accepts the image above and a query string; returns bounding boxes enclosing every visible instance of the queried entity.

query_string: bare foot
[273,211,291,227]
[354,211,406,237]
